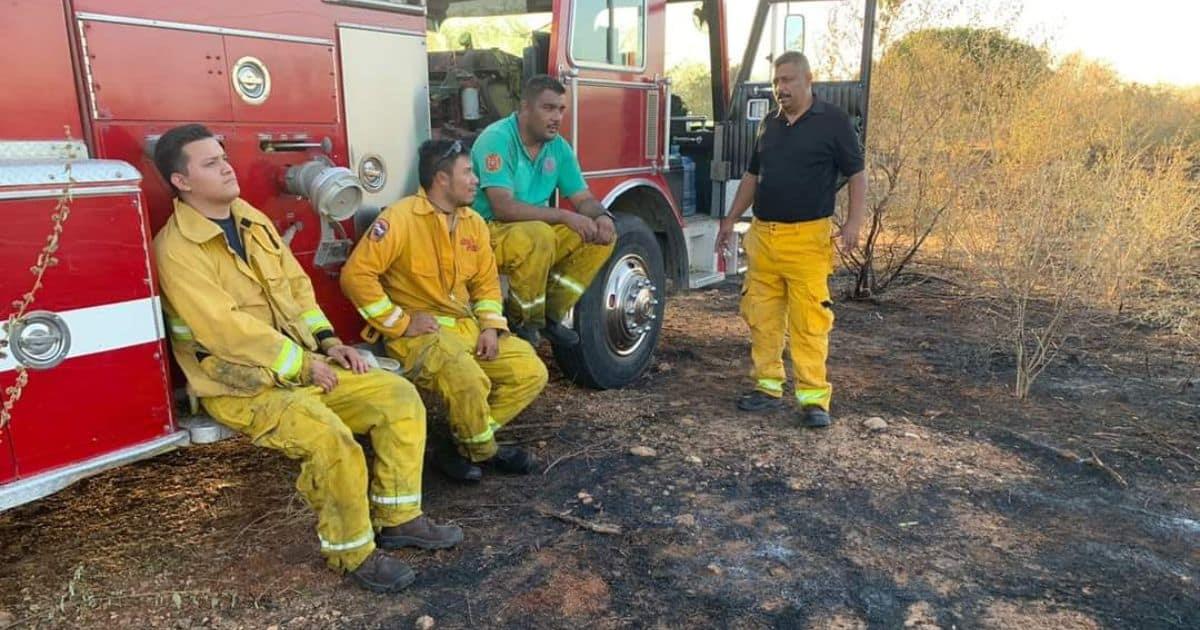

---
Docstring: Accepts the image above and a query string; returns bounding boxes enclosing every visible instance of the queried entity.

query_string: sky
[665,0,1198,88]
[1015,0,1197,86]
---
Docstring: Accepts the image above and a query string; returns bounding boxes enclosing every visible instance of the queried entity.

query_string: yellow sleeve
[465,216,508,332]
[340,210,411,339]
[155,238,310,386]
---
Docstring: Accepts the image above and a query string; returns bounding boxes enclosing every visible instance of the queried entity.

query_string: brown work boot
[348,551,415,593]
[377,515,464,551]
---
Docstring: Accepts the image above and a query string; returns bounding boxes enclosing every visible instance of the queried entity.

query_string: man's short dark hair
[521,74,566,104]
[418,139,470,191]
[773,50,811,74]
[154,123,216,195]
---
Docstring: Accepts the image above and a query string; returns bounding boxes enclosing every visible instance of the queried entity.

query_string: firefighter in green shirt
[470,75,616,347]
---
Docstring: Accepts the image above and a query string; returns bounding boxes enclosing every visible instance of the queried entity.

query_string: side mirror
[784,14,805,53]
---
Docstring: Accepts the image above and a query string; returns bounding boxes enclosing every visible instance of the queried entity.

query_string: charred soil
[2,275,1198,629]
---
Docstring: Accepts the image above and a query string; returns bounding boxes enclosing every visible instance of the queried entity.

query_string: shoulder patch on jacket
[485,153,502,173]
[369,219,389,241]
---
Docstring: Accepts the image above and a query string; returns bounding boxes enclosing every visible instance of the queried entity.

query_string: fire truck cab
[0,0,875,510]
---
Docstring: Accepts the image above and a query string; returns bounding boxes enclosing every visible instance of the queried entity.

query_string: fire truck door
[562,0,658,174]
[0,161,175,480]
[338,25,431,217]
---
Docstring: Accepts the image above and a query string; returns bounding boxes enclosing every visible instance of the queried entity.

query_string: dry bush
[952,57,1199,397]
[832,0,1200,396]
[830,0,1033,298]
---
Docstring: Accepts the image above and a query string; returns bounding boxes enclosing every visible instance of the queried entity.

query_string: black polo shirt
[746,98,864,223]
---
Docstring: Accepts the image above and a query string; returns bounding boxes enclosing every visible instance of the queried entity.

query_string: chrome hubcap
[602,254,659,357]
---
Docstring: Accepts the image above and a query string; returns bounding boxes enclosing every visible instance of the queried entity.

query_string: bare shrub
[953,57,1200,397]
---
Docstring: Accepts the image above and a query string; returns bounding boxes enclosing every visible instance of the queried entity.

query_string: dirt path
[2,277,1198,629]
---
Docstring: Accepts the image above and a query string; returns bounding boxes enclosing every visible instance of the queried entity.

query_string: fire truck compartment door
[78,19,233,122]
[0,159,175,480]
[338,25,431,213]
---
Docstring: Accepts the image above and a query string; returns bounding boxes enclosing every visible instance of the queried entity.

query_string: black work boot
[799,405,832,428]
[348,551,415,593]
[512,324,541,346]
[485,445,538,475]
[541,320,580,347]
[737,390,785,412]
[377,515,464,551]
[433,444,482,483]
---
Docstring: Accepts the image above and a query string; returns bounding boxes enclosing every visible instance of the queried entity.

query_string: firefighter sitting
[340,139,548,483]
[151,124,461,594]
[469,74,616,347]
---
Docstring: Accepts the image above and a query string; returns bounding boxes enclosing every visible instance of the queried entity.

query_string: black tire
[553,214,666,389]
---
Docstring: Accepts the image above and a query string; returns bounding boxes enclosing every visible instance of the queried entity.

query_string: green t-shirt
[470,113,588,221]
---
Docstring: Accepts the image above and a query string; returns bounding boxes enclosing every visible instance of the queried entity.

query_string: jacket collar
[174,197,270,244]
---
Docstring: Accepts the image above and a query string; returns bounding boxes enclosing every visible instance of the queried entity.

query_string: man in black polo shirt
[716,50,867,428]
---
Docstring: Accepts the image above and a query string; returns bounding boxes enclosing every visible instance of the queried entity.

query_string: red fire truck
[0,0,875,510]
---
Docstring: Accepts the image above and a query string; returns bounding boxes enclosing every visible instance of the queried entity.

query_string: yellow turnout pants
[740,218,836,410]
[201,368,425,573]
[385,317,548,462]
[489,221,614,328]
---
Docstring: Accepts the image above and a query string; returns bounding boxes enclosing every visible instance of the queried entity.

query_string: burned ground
[1,275,1197,629]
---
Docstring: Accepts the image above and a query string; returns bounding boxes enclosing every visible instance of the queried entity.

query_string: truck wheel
[553,214,665,389]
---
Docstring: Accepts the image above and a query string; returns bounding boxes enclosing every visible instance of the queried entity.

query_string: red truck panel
[224,37,340,125]
[0,0,85,140]
[0,173,174,479]
[71,0,425,40]
[80,21,233,122]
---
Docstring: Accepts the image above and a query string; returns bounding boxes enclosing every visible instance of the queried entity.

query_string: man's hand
[310,358,338,393]
[594,215,617,245]
[475,328,500,361]
[835,217,863,254]
[403,312,440,337]
[326,344,370,374]
[562,211,598,243]
[715,219,735,255]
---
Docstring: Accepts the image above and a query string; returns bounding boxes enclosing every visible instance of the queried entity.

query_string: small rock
[685,455,702,465]
[630,446,657,457]
[266,626,279,630]
[0,611,16,628]
[656,361,673,372]
[537,440,547,448]
[863,417,888,431]
[902,432,921,439]
[415,615,435,630]
[786,477,807,491]
[706,563,723,575]
[674,514,697,528]
[679,415,697,426]
[769,566,789,578]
